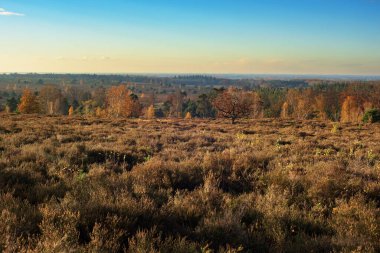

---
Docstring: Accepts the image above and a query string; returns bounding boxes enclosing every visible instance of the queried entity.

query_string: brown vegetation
[1,114,380,252]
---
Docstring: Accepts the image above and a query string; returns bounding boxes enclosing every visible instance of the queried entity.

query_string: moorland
[1,114,379,252]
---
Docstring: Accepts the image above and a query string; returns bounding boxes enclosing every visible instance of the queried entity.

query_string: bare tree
[212,87,253,124]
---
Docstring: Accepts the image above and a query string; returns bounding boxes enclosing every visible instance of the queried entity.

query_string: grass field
[1,115,380,252]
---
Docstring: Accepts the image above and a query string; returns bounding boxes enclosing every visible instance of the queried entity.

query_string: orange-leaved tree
[106,85,141,118]
[185,112,192,120]
[18,88,40,114]
[341,96,363,123]
[68,106,74,116]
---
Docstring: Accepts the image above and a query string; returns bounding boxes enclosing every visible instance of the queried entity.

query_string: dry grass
[1,114,380,252]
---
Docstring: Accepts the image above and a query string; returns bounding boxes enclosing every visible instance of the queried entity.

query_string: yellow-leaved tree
[341,96,362,123]
[106,85,141,118]
[68,106,74,116]
[18,88,40,114]
[146,105,155,119]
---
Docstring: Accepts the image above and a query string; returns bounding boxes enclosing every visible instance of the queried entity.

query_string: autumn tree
[281,101,290,118]
[341,96,363,123]
[146,105,155,119]
[106,85,129,117]
[18,88,40,114]
[212,87,254,124]
[68,106,74,116]
[185,112,192,120]
[283,88,318,119]
[106,85,141,118]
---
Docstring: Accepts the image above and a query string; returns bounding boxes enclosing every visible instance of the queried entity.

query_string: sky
[1,0,380,75]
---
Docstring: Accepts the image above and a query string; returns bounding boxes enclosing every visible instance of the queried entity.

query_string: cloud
[0,8,24,16]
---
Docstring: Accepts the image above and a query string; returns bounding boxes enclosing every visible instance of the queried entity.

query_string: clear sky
[1,0,380,75]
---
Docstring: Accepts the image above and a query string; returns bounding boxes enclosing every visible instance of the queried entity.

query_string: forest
[1,75,380,124]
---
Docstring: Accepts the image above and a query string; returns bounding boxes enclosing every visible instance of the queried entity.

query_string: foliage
[18,88,40,114]
[68,106,74,116]
[146,104,155,119]
[362,109,380,123]
[106,85,142,118]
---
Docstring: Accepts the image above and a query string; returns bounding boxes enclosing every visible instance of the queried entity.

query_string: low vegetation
[1,114,380,252]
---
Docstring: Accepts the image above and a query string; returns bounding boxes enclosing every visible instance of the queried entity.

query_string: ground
[1,114,380,252]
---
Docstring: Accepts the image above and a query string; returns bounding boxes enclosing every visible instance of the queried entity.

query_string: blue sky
[1,0,380,74]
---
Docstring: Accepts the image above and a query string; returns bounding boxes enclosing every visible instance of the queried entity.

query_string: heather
[1,115,379,252]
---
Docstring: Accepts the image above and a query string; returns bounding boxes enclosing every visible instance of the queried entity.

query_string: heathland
[1,115,379,252]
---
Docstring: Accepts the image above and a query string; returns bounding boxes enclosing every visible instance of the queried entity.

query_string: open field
[1,115,380,252]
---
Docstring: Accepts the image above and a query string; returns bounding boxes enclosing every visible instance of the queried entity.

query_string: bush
[362,109,380,123]
[1,115,380,252]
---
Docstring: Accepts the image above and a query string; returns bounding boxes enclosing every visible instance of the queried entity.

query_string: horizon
[2,72,380,79]
[1,0,380,75]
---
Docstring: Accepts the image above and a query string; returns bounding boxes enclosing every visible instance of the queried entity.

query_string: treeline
[2,83,380,123]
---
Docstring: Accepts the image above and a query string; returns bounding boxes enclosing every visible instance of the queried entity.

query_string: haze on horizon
[1,0,380,75]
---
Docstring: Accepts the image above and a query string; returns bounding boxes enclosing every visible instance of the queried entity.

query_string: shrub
[362,108,380,123]
[331,195,380,252]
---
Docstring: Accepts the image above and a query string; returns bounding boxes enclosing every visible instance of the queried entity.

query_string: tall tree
[341,96,363,123]
[106,85,141,118]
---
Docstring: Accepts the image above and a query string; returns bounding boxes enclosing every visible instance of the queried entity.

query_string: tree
[212,87,253,124]
[39,85,67,115]
[283,88,317,119]
[5,97,18,113]
[182,100,197,118]
[324,88,341,121]
[127,94,142,118]
[249,91,264,118]
[68,106,74,116]
[167,89,186,117]
[106,85,141,118]
[363,109,380,123]
[146,105,155,119]
[341,96,362,123]
[196,94,215,118]
[281,102,290,118]
[18,88,39,114]
[185,112,192,120]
